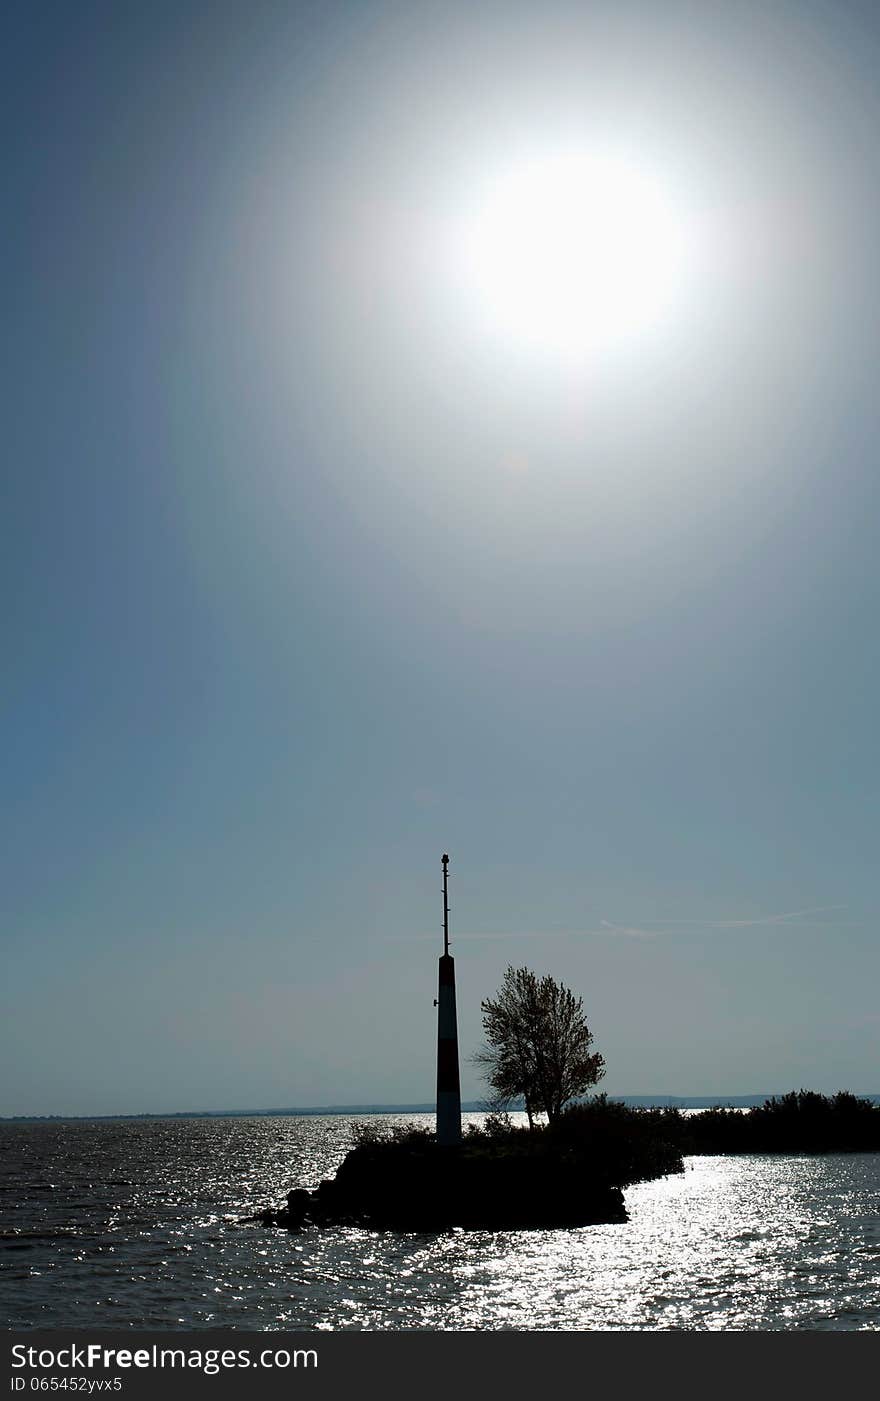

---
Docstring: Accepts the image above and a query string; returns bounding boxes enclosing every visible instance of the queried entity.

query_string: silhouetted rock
[284,1188,312,1227]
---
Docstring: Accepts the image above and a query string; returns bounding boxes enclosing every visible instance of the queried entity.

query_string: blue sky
[3,0,878,1114]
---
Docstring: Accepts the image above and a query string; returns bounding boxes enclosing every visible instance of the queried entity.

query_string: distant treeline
[579,1091,880,1155]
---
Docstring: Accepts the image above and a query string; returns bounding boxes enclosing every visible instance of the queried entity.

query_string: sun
[455,148,689,357]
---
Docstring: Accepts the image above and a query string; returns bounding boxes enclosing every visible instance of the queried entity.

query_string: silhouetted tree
[475,966,605,1126]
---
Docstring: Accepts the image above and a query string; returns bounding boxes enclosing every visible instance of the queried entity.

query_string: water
[2,1115,878,1330]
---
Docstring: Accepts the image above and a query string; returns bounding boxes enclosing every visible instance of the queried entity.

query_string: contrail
[382,906,856,944]
[602,905,857,935]
[625,905,852,928]
[382,928,609,943]
[598,921,656,938]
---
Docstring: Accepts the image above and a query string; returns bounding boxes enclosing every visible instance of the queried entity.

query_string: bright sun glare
[457,149,690,356]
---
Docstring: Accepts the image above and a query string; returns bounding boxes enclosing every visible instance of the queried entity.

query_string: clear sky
[4,0,878,1115]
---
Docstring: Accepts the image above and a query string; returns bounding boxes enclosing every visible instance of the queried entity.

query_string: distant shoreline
[3,1093,879,1122]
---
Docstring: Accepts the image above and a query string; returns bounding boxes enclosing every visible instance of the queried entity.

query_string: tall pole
[436,853,462,1145]
[442,852,450,957]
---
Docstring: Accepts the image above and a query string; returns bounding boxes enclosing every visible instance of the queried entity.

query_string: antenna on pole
[442,853,450,955]
[435,852,461,1145]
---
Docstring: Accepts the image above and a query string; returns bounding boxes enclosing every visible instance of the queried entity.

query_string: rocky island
[246,1091,880,1233]
[249,1102,686,1232]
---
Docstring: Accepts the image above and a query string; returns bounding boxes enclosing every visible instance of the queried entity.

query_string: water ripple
[1,1116,878,1330]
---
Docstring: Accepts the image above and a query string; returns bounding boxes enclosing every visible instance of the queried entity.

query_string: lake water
[2,1114,878,1330]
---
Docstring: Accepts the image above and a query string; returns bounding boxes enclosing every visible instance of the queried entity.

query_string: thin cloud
[381,906,857,945]
[454,928,605,942]
[382,928,608,943]
[599,921,656,939]
[604,905,858,933]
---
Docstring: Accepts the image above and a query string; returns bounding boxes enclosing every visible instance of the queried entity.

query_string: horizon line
[4,1089,879,1122]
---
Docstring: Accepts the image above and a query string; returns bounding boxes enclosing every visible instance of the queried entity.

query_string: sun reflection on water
[2,1116,878,1330]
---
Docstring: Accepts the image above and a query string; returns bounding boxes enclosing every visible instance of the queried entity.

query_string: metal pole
[436,852,461,1145]
[442,853,450,956]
